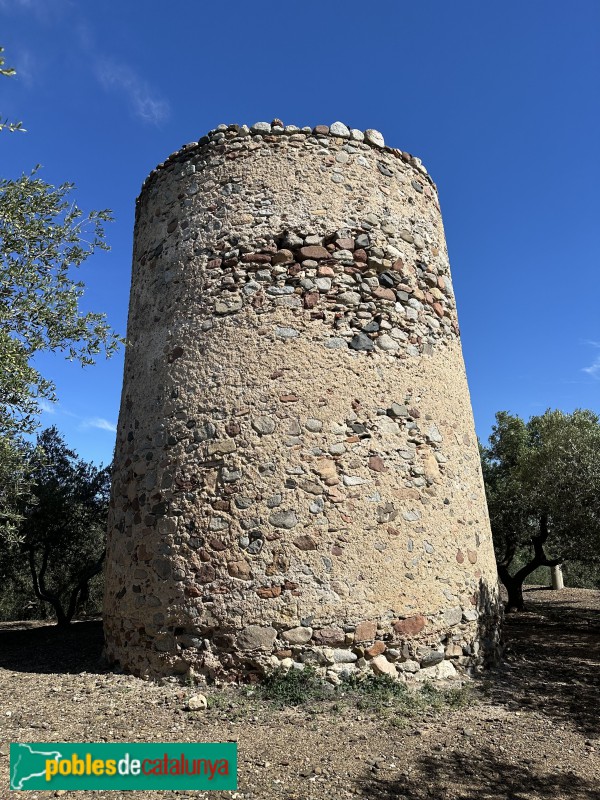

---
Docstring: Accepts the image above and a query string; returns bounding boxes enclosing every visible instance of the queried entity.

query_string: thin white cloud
[38,398,56,415]
[82,417,117,434]
[582,341,600,379]
[95,57,170,126]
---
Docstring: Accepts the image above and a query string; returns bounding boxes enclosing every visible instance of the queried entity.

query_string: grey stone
[444,606,463,627]
[350,129,365,142]
[364,129,385,147]
[215,296,242,314]
[397,659,420,673]
[332,648,358,663]
[343,475,367,486]
[238,625,277,650]
[330,121,350,138]
[306,418,323,432]
[282,626,313,644]
[251,416,276,435]
[418,648,445,667]
[269,510,298,529]
[324,337,348,349]
[251,122,272,134]
[376,334,400,351]
[309,498,324,514]
[414,660,458,681]
[349,333,374,352]
[337,291,362,306]
[274,326,299,339]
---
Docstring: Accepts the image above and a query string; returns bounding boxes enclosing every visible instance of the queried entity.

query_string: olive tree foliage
[0,46,25,132]
[480,409,600,611]
[11,427,110,626]
[0,45,121,542]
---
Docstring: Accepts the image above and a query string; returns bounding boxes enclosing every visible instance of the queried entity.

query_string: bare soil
[0,586,598,800]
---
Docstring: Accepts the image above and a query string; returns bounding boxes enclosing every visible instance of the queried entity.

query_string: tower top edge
[137,121,437,199]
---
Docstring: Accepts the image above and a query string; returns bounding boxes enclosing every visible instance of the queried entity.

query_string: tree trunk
[497,565,525,611]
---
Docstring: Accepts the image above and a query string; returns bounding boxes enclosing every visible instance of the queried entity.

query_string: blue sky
[2,0,599,465]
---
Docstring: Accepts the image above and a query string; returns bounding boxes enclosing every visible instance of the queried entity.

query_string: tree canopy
[481,409,600,610]
[0,44,121,542]
[18,426,110,625]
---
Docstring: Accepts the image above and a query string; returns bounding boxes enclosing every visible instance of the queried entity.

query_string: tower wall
[103,121,501,681]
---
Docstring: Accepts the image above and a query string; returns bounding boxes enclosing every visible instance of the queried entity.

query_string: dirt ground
[0,586,598,800]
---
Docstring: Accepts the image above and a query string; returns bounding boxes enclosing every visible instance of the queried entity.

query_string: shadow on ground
[357,745,599,800]
[487,594,600,738]
[357,591,599,799]
[0,619,106,675]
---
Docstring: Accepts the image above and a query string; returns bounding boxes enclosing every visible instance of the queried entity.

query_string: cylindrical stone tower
[104,121,501,681]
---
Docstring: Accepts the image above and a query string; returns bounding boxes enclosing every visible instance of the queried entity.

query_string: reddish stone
[185,586,201,598]
[209,538,227,551]
[346,435,360,443]
[241,252,272,264]
[317,265,335,277]
[408,407,420,419]
[227,561,252,580]
[313,626,345,646]
[256,585,282,599]
[283,580,299,591]
[327,487,345,504]
[392,258,404,271]
[279,394,299,403]
[335,238,355,251]
[393,615,426,636]
[372,287,396,302]
[293,534,317,551]
[467,549,478,564]
[355,620,377,642]
[270,369,284,379]
[331,545,344,556]
[437,276,446,290]
[353,249,368,263]
[387,526,401,536]
[207,258,222,269]
[433,302,444,318]
[368,455,386,472]
[456,550,465,564]
[366,640,386,657]
[271,249,294,265]
[299,245,329,260]
[287,263,302,276]
[313,125,329,135]
[303,292,320,309]
[274,649,293,659]
[198,564,216,583]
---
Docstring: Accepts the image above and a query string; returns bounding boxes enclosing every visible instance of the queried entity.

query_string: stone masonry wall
[103,120,501,683]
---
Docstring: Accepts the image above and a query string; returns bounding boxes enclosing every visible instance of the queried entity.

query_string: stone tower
[103,121,501,681]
